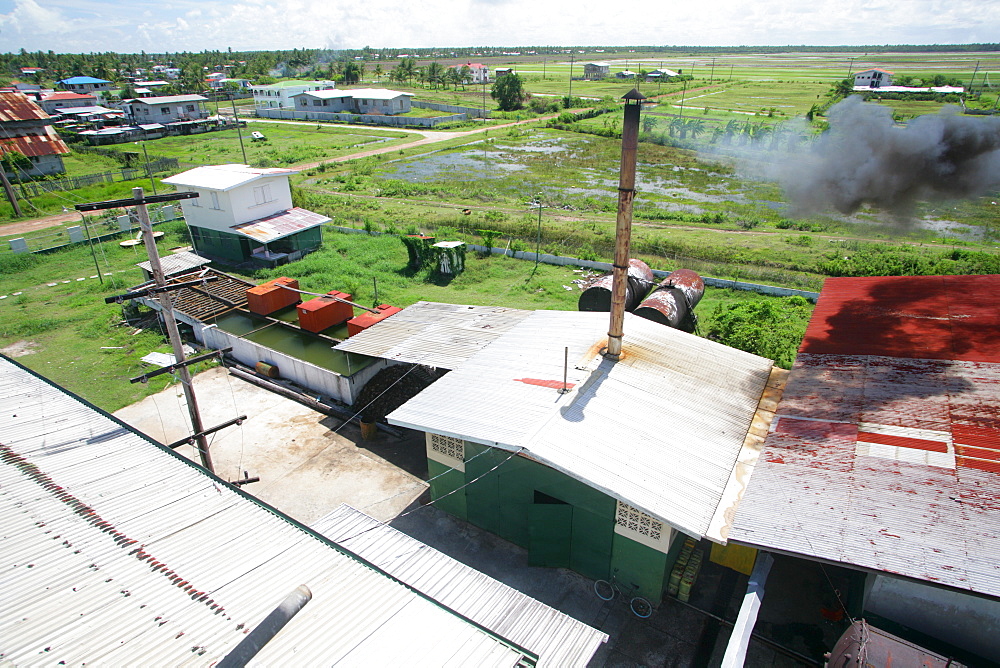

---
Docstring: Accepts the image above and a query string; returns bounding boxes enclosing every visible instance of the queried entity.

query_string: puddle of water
[918,217,985,240]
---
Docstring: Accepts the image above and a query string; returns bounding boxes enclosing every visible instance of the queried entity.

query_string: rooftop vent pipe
[605,88,646,360]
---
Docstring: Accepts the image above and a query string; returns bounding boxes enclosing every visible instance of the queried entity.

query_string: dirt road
[2,115,555,235]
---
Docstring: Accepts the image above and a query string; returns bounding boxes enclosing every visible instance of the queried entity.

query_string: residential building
[338,304,779,600]
[0,354,598,667]
[162,163,330,264]
[0,91,70,178]
[291,88,413,116]
[616,70,637,79]
[39,91,98,114]
[854,67,893,88]
[730,274,1000,664]
[56,75,112,95]
[583,62,610,80]
[494,67,515,78]
[450,62,489,84]
[119,94,209,124]
[251,80,337,109]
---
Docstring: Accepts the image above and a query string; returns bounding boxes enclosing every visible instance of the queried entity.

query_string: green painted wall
[188,225,322,262]
[427,440,672,600]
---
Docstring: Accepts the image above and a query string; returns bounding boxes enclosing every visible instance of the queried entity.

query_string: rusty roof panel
[230,207,329,243]
[731,275,1000,599]
[0,125,69,157]
[0,90,51,122]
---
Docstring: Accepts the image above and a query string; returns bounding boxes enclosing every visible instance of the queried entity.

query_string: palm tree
[373,63,383,83]
[425,62,444,89]
[685,118,706,140]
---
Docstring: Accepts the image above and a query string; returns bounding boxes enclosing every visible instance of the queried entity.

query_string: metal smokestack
[606,89,646,360]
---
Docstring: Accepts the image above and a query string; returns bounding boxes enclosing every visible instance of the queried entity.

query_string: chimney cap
[622,88,646,102]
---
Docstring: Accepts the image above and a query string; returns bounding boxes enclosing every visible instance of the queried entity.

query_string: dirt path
[0,210,85,237]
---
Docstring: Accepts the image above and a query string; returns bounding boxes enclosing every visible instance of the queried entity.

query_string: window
[313,100,321,107]
[252,183,273,205]
[160,107,170,114]
[186,104,194,111]
[614,500,672,553]
[210,192,221,210]
[188,190,201,206]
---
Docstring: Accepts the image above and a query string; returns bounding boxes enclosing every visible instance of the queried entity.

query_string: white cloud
[0,0,996,52]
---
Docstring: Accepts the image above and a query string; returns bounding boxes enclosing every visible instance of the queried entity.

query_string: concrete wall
[255,107,466,128]
[196,323,387,405]
[865,574,1000,662]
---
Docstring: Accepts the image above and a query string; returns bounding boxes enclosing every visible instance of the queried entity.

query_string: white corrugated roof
[296,88,413,101]
[334,301,532,369]
[0,355,535,666]
[388,311,773,540]
[311,504,607,667]
[162,164,298,191]
[136,250,210,276]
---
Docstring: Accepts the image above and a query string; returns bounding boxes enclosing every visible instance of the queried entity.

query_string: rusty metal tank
[578,259,655,313]
[633,269,704,332]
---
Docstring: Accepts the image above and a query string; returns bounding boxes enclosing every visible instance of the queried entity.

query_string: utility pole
[230,94,248,164]
[709,57,716,85]
[78,213,104,285]
[568,55,574,103]
[0,163,22,218]
[533,192,543,272]
[847,57,857,78]
[137,141,157,195]
[76,188,216,474]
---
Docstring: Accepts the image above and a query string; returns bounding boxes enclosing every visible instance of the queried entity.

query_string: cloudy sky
[0,0,996,54]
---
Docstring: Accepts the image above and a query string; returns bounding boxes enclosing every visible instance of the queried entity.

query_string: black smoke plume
[777,97,1000,215]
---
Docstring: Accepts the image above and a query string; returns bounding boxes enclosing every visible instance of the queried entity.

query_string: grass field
[0,222,809,411]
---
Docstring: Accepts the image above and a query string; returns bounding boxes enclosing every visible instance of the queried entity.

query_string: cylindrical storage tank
[578,259,655,313]
[634,269,705,332]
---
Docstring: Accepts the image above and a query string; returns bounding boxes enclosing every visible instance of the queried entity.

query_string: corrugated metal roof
[0,126,69,157]
[230,207,330,243]
[57,76,111,85]
[0,355,536,666]
[730,275,1000,599]
[0,90,51,122]
[127,94,208,105]
[162,164,298,191]
[388,310,773,540]
[311,504,607,667]
[42,92,97,101]
[334,301,532,369]
[136,250,210,277]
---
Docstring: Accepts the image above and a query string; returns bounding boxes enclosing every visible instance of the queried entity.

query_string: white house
[291,88,413,116]
[162,164,330,264]
[251,80,337,109]
[119,94,209,124]
[854,68,893,88]
[39,91,98,114]
[450,62,489,84]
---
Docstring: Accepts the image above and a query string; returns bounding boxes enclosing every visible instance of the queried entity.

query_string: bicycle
[594,571,653,618]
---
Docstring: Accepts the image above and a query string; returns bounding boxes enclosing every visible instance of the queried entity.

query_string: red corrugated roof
[801,275,1000,362]
[42,92,97,101]
[730,274,1000,599]
[0,126,70,157]
[0,91,51,123]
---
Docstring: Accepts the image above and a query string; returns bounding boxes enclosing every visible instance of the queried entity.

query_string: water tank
[633,269,704,332]
[578,259,655,313]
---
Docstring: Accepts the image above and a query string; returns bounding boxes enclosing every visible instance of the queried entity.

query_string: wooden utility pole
[0,161,23,217]
[132,187,213,472]
[76,188,216,473]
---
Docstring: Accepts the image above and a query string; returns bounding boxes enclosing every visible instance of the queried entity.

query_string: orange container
[246,277,300,315]
[297,291,354,333]
[347,304,402,337]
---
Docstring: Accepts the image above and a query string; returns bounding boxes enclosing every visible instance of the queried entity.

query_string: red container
[297,291,354,333]
[347,304,402,337]
[246,277,300,316]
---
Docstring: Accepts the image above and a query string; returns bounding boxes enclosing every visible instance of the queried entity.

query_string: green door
[528,503,573,568]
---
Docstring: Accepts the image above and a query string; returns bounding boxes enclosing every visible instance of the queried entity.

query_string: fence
[412,100,491,118]
[330,225,820,301]
[15,158,180,199]
[255,107,467,128]
[6,204,181,255]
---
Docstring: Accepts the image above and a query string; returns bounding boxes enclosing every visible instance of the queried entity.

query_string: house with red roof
[449,62,489,84]
[854,67,894,88]
[0,91,70,178]
[39,91,98,115]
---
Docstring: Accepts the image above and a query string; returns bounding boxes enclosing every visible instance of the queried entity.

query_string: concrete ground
[114,367,822,667]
